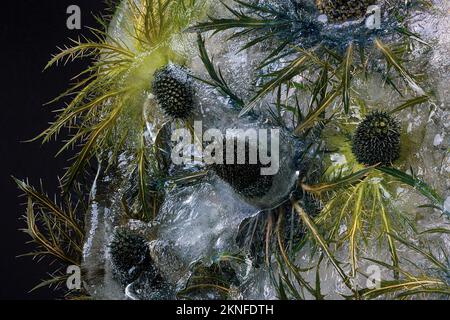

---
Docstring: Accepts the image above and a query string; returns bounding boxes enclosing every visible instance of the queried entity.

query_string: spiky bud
[352,111,401,166]
[152,64,195,119]
[316,0,376,22]
[109,228,150,284]
[211,138,273,198]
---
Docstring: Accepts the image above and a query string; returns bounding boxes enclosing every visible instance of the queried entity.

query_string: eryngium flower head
[316,0,376,22]
[109,228,150,284]
[352,111,401,166]
[152,64,195,119]
[211,139,273,198]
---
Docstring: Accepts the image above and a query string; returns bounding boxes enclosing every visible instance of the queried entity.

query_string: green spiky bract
[352,111,401,166]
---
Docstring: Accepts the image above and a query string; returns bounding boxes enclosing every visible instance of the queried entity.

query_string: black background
[1,0,109,300]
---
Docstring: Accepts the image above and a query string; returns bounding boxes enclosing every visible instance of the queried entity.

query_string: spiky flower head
[316,0,376,22]
[352,111,401,166]
[211,138,273,198]
[109,228,150,284]
[152,64,195,119]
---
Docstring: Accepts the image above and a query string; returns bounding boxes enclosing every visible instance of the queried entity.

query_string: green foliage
[36,0,207,193]
[378,167,446,214]
[193,1,431,119]
[16,0,209,294]
[195,34,244,108]
[14,178,85,293]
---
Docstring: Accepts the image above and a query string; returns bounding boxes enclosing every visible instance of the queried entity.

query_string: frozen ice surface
[405,0,449,197]
[82,166,126,300]
[445,196,450,213]
[155,177,258,282]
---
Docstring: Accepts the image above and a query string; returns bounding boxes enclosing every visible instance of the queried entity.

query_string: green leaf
[195,34,244,107]
[302,166,374,194]
[292,202,352,291]
[277,275,289,300]
[342,43,354,114]
[375,39,425,95]
[418,228,450,235]
[294,88,340,134]
[377,167,445,212]
[389,95,430,114]
[388,233,448,272]
[356,279,446,300]
[189,0,290,35]
[240,54,310,117]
